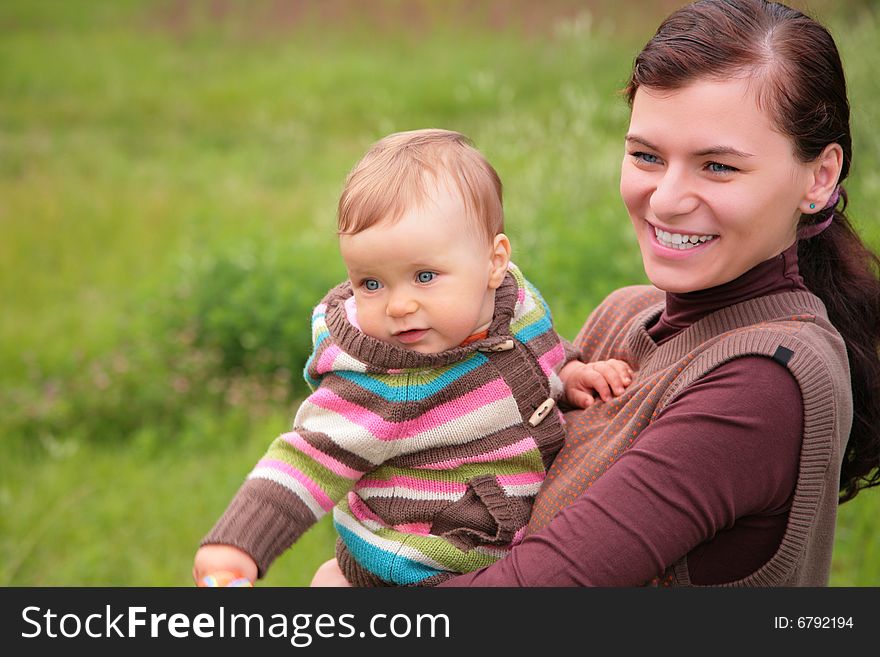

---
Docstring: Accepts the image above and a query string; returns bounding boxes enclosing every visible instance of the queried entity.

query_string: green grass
[1,0,878,586]
[0,412,336,586]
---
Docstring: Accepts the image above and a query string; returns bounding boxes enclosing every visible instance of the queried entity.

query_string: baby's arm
[195,368,389,583]
[559,359,633,408]
[193,544,258,585]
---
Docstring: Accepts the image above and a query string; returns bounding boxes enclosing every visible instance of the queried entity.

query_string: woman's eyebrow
[625,134,658,150]
[694,145,755,158]
[626,134,754,159]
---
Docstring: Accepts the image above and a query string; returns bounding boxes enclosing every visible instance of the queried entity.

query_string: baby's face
[339,185,500,354]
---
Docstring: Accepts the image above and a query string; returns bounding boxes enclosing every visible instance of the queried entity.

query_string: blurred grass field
[1,0,878,586]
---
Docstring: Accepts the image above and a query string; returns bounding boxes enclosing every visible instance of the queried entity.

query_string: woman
[313,0,880,586]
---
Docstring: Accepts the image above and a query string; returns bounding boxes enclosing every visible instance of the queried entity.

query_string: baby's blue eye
[363,279,382,291]
[417,271,436,284]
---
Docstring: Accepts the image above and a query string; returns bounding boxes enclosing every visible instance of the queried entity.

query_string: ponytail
[797,189,880,502]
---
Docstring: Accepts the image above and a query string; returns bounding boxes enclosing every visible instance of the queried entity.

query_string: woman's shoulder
[588,285,665,323]
[602,284,664,306]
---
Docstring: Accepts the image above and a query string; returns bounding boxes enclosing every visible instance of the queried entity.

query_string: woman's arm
[440,355,803,586]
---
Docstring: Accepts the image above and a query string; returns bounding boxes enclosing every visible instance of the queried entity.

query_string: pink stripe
[393,522,432,535]
[316,344,343,374]
[346,496,433,535]
[357,475,466,495]
[511,527,526,546]
[309,378,512,440]
[281,432,363,480]
[416,436,539,470]
[537,342,565,377]
[257,458,335,511]
[497,471,545,486]
[347,493,384,524]
[344,295,361,330]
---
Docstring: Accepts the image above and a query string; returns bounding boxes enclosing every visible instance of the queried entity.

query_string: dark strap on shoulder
[772,345,795,366]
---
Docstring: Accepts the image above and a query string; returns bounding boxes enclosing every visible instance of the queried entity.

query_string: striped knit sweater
[203,263,571,585]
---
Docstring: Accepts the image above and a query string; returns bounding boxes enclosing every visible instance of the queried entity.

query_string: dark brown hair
[626,0,880,502]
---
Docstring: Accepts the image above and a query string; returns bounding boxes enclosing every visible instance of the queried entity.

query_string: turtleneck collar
[648,241,807,345]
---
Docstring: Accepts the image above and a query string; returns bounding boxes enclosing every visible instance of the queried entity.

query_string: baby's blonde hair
[337,129,504,243]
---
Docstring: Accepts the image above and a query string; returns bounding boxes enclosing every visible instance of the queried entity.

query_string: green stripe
[264,437,351,501]
[361,354,485,388]
[336,508,502,572]
[370,452,545,484]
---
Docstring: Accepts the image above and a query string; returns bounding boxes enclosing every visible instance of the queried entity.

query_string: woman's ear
[801,143,844,214]
[488,233,512,289]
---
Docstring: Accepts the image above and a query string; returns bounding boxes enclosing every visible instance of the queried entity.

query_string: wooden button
[478,339,515,353]
[528,397,556,426]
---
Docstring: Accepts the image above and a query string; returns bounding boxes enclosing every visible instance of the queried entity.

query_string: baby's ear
[488,233,511,289]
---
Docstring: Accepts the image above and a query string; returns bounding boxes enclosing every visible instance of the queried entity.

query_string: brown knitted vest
[528,286,852,586]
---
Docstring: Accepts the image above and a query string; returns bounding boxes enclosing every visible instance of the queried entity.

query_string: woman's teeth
[654,226,716,249]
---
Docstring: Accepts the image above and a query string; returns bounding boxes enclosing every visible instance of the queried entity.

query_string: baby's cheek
[355,304,386,340]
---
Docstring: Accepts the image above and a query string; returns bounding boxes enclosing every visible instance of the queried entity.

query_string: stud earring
[809,203,816,210]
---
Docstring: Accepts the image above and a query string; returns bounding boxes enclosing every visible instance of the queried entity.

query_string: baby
[194,129,631,586]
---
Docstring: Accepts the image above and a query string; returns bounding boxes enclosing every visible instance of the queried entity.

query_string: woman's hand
[310,558,352,587]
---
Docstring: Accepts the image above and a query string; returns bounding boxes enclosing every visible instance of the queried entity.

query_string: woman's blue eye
[417,271,436,284]
[632,151,660,165]
[363,279,382,291]
[708,162,737,174]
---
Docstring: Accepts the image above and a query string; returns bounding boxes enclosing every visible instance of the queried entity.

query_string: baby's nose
[386,294,418,317]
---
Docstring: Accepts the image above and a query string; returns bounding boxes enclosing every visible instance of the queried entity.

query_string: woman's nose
[649,168,699,220]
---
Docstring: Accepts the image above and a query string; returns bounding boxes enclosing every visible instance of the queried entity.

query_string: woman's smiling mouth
[652,224,718,250]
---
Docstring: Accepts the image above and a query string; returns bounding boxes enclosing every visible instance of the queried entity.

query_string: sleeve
[560,338,581,365]
[200,375,385,577]
[439,355,803,586]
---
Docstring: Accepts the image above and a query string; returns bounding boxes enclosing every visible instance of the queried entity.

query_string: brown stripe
[354,478,534,537]
[521,328,565,361]
[354,496,451,526]
[294,429,377,473]
[386,424,533,469]
[320,359,503,422]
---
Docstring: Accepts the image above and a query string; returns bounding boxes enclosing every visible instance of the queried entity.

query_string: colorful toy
[198,571,253,588]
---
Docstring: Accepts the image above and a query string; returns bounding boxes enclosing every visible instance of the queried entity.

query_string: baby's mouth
[394,329,429,344]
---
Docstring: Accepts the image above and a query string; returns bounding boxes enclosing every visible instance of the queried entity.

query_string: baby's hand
[559,359,633,408]
[193,544,258,586]
[310,558,352,587]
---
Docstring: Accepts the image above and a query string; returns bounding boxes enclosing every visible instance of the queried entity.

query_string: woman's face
[620,78,814,294]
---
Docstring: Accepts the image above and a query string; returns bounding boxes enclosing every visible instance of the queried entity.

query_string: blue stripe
[336,352,489,401]
[303,354,319,389]
[514,314,553,343]
[335,522,442,585]
[313,329,330,348]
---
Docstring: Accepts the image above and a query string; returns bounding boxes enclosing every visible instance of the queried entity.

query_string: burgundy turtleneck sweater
[442,243,806,586]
